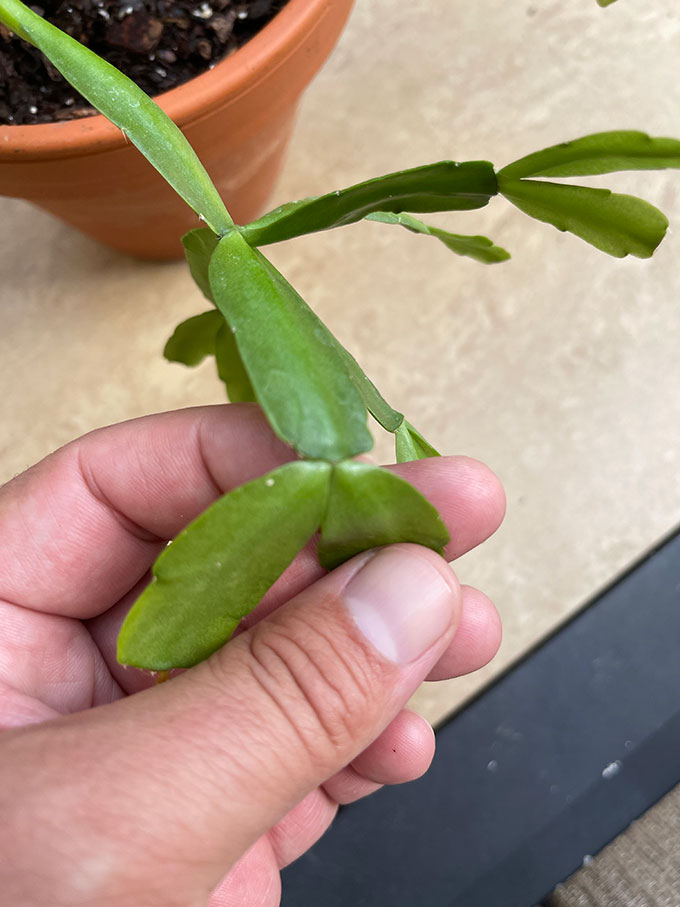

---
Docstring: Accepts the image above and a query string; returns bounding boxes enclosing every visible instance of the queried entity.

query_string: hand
[0,404,505,907]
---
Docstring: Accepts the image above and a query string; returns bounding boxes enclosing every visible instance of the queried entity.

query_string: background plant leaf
[597,0,617,6]
[318,462,450,570]
[366,211,510,264]
[0,0,233,236]
[499,131,680,180]
[498,176,668,258]
[179,228,254,398]
[239,161,499,246]
[214,321,257,402]
[117,461,332,669]
[163,310,223,367]
[395,421,441,462]
[209,231,373,461]
[182,228,220,302]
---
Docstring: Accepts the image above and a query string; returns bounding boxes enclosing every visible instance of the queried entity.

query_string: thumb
[0,544,460,905]
[204,543,461,845]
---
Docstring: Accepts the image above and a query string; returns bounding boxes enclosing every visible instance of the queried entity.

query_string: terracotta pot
[0,0,354,259]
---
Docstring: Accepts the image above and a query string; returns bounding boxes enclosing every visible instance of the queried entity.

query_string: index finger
[0,404,293,618]
[0,405,504,619]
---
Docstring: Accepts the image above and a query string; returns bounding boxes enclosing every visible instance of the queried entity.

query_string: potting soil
[0,0,288,125]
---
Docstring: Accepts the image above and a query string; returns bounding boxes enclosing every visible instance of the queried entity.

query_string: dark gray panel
[282,531,680,906]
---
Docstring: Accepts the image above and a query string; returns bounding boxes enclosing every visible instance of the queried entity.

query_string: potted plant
[0,0,354,258]
[1,0,678,673]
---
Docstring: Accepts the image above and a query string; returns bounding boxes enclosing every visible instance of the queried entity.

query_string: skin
[0,404,505,906]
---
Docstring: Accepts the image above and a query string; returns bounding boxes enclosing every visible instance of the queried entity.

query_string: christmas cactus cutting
[2,0,679,670]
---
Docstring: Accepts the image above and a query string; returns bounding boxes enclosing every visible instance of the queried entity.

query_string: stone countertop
[1,0,679,727]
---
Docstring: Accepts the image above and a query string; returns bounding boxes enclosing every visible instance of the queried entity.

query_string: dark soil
[0,0,288,125]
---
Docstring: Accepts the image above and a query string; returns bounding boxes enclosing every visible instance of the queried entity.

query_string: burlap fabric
[548,785,680,907]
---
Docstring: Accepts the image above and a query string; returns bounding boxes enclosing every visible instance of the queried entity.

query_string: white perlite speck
[601,760,622,780]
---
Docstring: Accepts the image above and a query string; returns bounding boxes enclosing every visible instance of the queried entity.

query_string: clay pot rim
[0,0,330,160]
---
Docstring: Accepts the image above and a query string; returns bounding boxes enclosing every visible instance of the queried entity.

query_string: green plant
[2,0,678,671]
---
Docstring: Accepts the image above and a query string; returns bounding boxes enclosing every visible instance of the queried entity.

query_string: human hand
[0,405,505,906]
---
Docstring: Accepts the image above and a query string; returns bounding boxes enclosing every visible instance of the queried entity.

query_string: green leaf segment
[395,422,441,462]
[498,131,680,179]
[318,462,449,571]
[209,231,373,461]
[118,459,450,669]
[118,461,333,669]
[164,310,222,367]
[365,211,510,264]
[238,161,499,246]
[5,0,677,669]
[497,178,668,259]
[497,132,680,259]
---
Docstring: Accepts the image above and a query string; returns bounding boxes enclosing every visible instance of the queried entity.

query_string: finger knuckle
[245,615,377,773]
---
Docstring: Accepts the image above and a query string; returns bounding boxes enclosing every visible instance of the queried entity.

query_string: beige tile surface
[1,0,679,727]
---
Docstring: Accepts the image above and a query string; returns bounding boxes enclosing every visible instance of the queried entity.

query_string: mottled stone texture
[1,2,679,901]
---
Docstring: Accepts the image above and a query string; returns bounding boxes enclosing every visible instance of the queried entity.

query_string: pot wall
[0,0,354,259]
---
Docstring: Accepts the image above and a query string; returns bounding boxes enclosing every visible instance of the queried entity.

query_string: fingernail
[343,547,457,664]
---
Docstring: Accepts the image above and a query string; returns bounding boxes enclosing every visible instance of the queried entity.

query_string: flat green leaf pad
[498,177,668,258]
[367,212,510,264]
[209,231,372,461]
[117,460,332,670]
[335,346,404,433]
[499,131,680,180]
[182,228,220,303]
[239,161,499,246]
[214,321,256,403]
[318,462,450,571]
[395,421,441,462]
[163,310,223,366]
